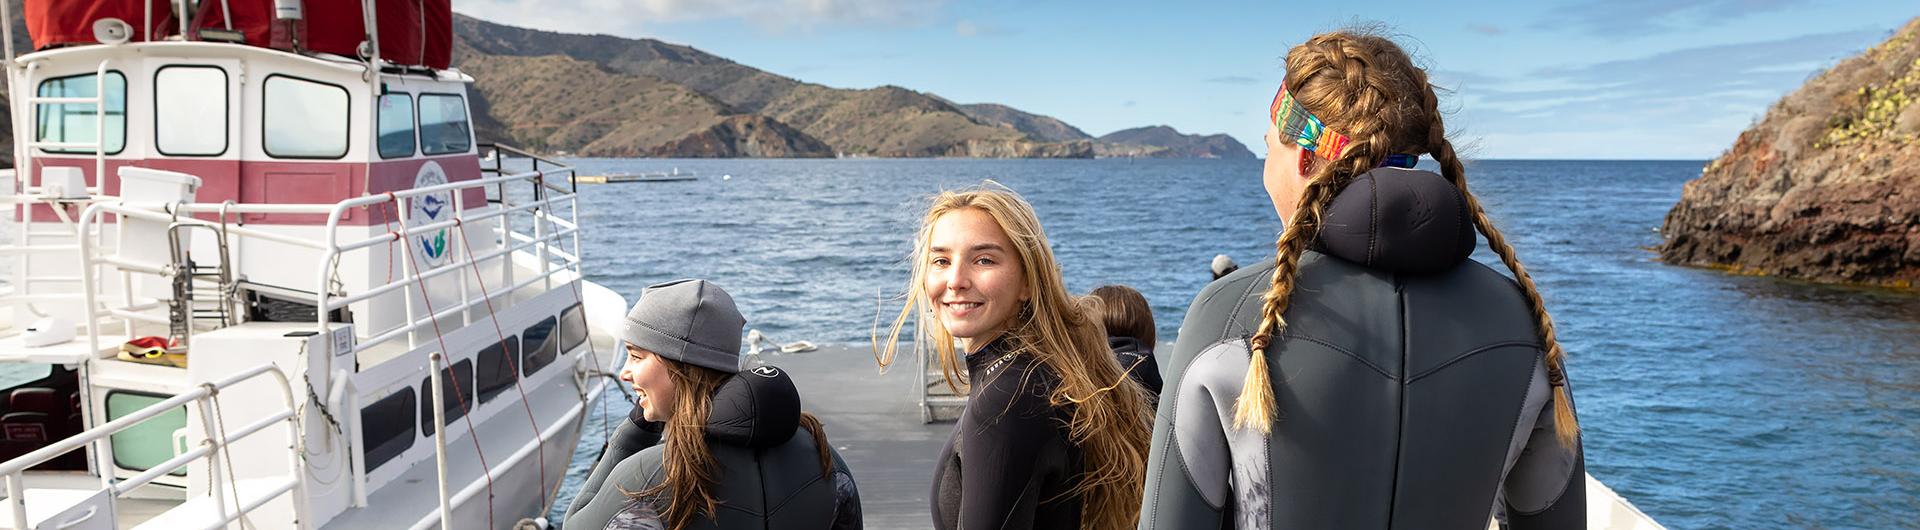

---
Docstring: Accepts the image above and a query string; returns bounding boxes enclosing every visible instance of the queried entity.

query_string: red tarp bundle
[295,0,452,69]
[27,0,451,70]
[24,0,175,50]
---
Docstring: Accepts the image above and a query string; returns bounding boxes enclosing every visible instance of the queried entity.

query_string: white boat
[0,2,626,529]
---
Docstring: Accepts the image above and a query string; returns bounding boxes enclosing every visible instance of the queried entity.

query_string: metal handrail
[0,363,308,530]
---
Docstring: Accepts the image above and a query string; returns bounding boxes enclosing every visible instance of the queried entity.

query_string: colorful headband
[1271,85,1424,169]
[1270,84,1350,161]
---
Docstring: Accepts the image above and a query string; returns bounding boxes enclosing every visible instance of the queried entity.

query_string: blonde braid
[1233,38,1395,433]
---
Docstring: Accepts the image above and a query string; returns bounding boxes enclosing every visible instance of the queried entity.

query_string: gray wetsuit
[1141,168,1586,530]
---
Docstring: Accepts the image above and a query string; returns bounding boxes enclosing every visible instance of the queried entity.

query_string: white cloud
[458,0,946,35]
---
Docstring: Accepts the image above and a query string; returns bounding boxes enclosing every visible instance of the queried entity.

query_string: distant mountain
[954,103,1093,143]
[1095,126,1256,159]
[453,15,1079,158]
[455,42,830,157]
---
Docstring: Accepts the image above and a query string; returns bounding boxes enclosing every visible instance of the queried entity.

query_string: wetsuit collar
[703,365,802,449]
[1312,167,1477,275]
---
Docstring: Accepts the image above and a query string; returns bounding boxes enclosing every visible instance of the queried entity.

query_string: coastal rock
[1658,17,1920,288]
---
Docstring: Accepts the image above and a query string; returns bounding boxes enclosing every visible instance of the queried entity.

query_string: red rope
[452,217,551,502]
[533,171,620,451]
[387,195,496,528]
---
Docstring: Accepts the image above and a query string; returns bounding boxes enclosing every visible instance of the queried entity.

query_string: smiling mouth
[944,301,982,316]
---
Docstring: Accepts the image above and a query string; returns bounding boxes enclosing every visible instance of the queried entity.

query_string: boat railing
[314,162,581,357]
[2,57,116,327]
[0,363,307,530]
[67,163,581,359]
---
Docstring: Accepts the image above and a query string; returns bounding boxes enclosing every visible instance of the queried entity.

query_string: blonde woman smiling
[879,184,1151,530]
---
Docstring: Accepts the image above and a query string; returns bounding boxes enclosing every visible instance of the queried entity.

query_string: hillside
[454,43,830,157]
[1658,17,1920,288]
[1095,125,1256,159]
[453,15,1083,158]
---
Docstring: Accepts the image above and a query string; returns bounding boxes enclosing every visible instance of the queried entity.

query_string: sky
[454,0,1919,159]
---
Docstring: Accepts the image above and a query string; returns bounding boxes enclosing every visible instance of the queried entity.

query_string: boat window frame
[475,336,522,404]
[419,358,476,437]
[377,92,417,159]
[261,73,351,160]
[415,92,473,156]
[360,389,417,472]
[102,390,188,477]
[559,303,588,355]
[34,70,129,156]
[521,315,559,377]
[152,64,230,157]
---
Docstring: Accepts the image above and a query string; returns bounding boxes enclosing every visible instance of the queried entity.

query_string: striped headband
[1269,84,1420,168]
[1270,84,1350,161]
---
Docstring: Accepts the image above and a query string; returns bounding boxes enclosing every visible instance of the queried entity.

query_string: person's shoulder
[1180,339,1252,394]
[966,354,1062,428]
[1195,258,1276,305]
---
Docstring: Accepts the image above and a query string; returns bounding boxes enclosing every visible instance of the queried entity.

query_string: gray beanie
[620,279,746,373]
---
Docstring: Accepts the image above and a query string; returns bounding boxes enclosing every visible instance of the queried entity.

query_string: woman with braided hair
[1140,30,1586,529]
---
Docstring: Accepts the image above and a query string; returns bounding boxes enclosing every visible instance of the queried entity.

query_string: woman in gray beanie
[564,279,861,530]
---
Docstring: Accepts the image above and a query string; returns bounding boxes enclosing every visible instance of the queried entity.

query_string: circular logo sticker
[408,161,454,268]
[750,366,781,378]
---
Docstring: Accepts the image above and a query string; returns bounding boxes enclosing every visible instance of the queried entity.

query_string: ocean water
[548,158,1920,529]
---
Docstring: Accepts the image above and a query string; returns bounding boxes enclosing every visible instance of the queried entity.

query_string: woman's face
[924,208,1030,353]
[1263,123,1311,221]
[619,345,678,422]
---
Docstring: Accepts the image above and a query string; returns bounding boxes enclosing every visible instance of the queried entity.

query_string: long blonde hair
[875,182,1151,530]
[1233,30,1580,448]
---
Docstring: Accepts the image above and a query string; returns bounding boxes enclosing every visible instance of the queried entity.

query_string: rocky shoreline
[1658,17,1920,289]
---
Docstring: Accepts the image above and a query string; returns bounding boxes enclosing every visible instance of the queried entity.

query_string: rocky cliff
[1658,17,1920,289]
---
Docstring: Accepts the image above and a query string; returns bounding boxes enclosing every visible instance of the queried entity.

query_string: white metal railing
[2,58,115,323]
[314,164,583,356]
[65,163,582,359]
[0,363,307,530]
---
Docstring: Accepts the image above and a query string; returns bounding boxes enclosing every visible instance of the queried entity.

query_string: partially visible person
[877,183,1152,530]
[1210,254,1239,281]
[566,279,861,530]
[1141,29,1585,530]
[1088,284,1163,403]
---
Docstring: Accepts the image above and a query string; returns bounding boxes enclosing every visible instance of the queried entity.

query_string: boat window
[378,93,416,159]
[154,66,228,156]
[522,316,558,376]
[560,303,588,355]
[104,391,188,476]
[360,389,416,471]
[0,364,52,391]
[419,358,475,436]
[35,71,127,155]
[418,94,471,155]
[476,336,521,404]
[263,75,349,159]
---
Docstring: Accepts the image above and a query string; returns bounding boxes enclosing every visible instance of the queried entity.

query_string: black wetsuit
[564,366,861,530]
[1142,168,1587,529]
[1110,336,1164,404]
[931,338,1085,530]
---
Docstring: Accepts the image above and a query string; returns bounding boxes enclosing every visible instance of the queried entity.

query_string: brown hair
[626,354,836,530]
[877,182,1152,530]
[1088,285,1155,345]
[1233,30,1579,448]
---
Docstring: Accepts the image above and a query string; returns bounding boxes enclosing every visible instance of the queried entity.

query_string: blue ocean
[544,158,1920,530]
